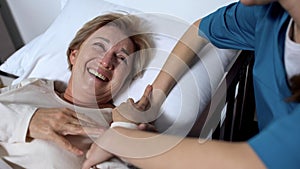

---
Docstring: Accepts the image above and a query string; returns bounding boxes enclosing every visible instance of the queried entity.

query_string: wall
[0,13,15,63]
[5,0,62,44]
[6,0,237,44]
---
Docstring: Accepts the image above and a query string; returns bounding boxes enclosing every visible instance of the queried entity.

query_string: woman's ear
[69,50,79,65]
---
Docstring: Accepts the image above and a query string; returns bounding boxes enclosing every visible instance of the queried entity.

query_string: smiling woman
[0,13,154,169]
[63,14,154,109]
[65,14,154,108]
[66,25,137,108]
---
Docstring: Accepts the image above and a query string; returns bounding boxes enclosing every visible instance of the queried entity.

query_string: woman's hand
[113,85,157,131]
[113,85,153,122]
[28,107,105,155]
[114,85,158,122]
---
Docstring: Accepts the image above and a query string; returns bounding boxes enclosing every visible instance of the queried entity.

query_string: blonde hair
[67,13,154,78]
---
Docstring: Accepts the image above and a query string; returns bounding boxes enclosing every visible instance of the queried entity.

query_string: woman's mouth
[88,68,108,81]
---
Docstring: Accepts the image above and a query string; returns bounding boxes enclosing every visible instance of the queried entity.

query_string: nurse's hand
[113,85,160,124]
[113,85,157,132]
[82,141,113,169]
[27,107,105,155]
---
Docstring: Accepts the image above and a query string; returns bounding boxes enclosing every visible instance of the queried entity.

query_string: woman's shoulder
[0,78,54,94]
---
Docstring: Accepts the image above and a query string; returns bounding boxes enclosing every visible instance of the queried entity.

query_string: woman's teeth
[88,68,107,81]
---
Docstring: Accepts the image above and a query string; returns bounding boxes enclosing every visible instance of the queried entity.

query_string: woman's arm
[0,103,37,143]
[0,103,103,155]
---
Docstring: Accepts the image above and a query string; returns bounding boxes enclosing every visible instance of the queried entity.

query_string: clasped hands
[82,85,164,169]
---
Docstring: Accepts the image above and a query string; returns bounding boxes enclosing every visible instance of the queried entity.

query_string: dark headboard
[188,51,258,141]
[0,0,24,49]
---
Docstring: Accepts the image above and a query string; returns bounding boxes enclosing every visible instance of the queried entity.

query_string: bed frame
[188,50,258,141]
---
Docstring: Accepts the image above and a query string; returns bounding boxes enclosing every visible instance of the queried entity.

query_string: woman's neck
[293,23,300,43]
[280,0,300,43]
[62,90,115,109]
[280,0,300,25]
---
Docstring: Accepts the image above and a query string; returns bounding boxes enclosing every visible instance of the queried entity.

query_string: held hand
[113,85,153,123]
[82,142,113,169]
[28,108,105,155]
[133,84,153,111]
[113,85,158,132]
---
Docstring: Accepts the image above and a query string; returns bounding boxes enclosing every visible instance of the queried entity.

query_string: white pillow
[0,0,239,135]
[106,0,237,23]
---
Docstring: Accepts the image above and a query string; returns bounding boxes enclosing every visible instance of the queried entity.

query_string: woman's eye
[116,54,127,64]
[94,43,105,51]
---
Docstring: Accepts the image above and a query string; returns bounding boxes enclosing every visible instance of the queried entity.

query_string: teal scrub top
[200,2,300,168]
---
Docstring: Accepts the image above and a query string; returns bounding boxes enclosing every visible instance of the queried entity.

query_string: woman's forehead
[94,26,128,42]
[93,26,134,49]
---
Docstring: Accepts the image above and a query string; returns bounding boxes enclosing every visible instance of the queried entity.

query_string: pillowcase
[0,0,239,135]
[106,0,236,23]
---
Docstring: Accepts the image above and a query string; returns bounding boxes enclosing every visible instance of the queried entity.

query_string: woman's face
[69,25,135,104]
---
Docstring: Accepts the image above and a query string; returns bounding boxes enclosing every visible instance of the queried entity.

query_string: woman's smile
[88,68,109,82]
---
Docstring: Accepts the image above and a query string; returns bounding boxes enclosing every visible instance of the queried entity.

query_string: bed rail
[188,50,258,141]
[0,70,17,88]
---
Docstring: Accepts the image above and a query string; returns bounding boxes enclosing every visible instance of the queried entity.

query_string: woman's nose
[100,53,114,70]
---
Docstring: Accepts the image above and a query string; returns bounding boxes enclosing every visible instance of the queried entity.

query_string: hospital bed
[0,0,256,148]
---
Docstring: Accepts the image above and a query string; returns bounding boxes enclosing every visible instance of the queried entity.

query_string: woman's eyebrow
[95,36,130,56]
[95,37,110,43]
[121,48,130,56]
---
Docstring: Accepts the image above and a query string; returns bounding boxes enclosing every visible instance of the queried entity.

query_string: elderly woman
[0,13,153,169]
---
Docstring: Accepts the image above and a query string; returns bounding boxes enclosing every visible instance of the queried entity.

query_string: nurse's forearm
[100,128,266,169]
[152,19,208,97]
